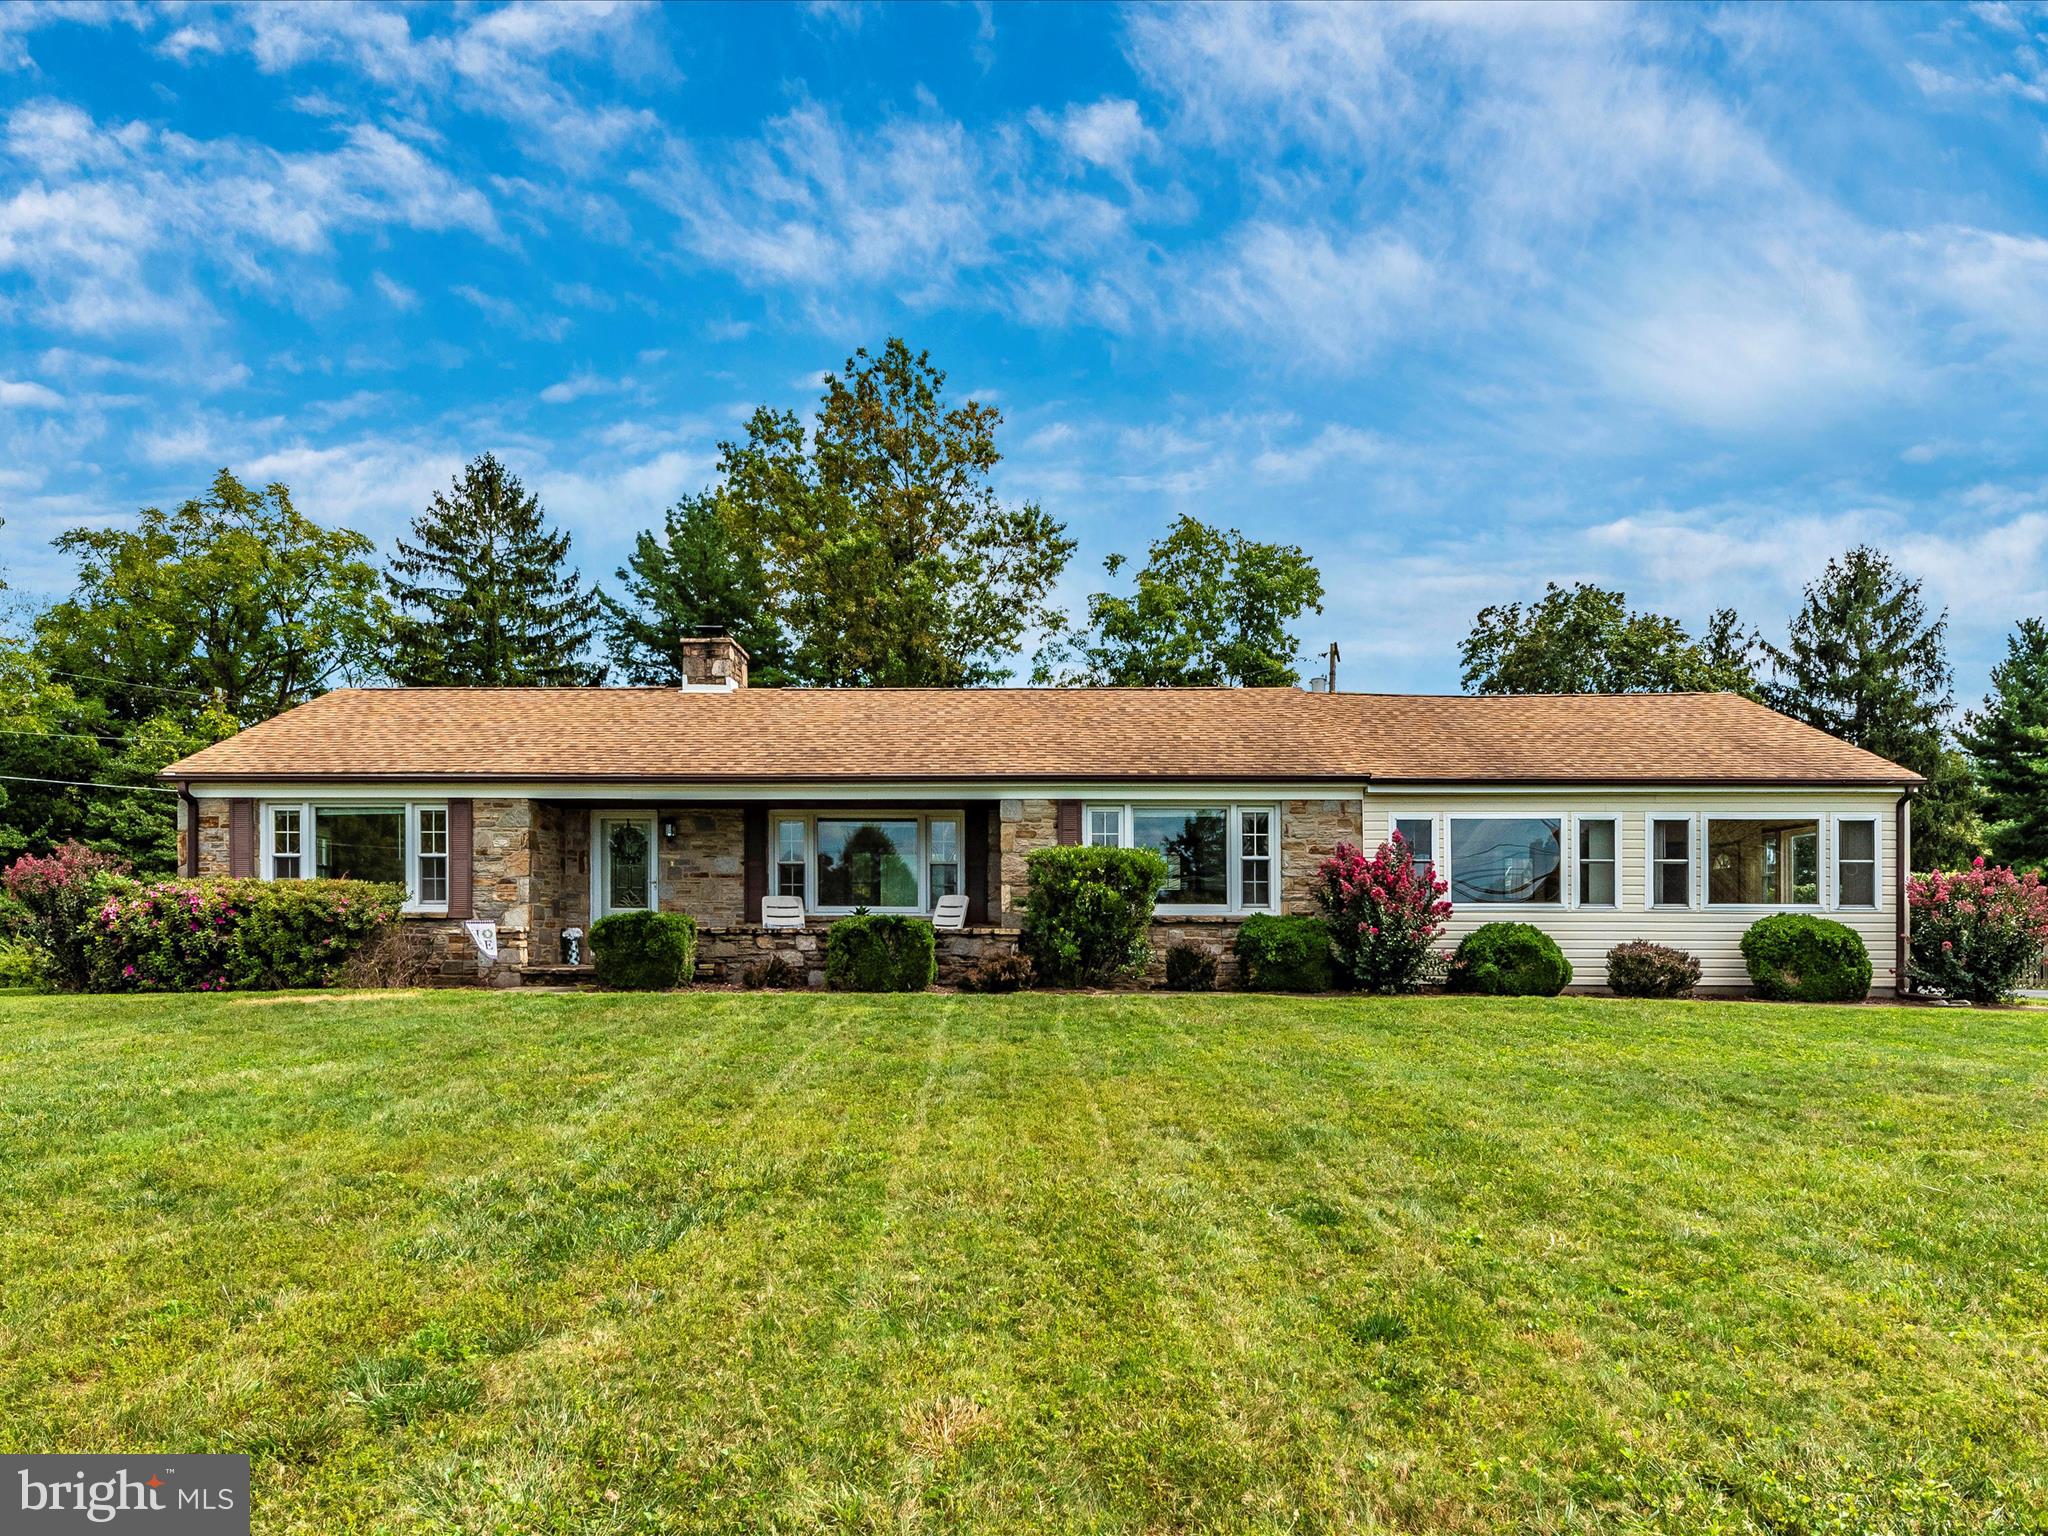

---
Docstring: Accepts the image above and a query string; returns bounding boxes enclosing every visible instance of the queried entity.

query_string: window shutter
[227,799,256,877]
[743,807,768,925]
[1056,799,1082,846]
[447,799,474,919]
[964,803,990,925]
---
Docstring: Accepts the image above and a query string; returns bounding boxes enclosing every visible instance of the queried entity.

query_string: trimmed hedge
[1164,942,1219,992]
[590,909,698,990]
[1448,921,1572,996]
[1021,845,1168,987]
[1605,940,1701,999]
[83,877,404,993]
[1233,913,1335,992]
[825,913,936,992]
[1740,913,1870,1002]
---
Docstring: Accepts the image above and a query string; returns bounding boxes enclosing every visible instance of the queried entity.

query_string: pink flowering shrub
[86,877,402,993]
[2,842,132,990]
[1908,858,2048,1004]
[1309,836,1452,992]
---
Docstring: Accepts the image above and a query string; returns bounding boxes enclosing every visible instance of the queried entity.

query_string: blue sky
[2,2,2046,702]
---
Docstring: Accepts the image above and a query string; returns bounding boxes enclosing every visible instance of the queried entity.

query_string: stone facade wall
[692,923,1016,988]
[192,797,231,875]
[660,808,746,928]
[1280,797,1361,910]
[531,804,589,968]
[997,797,1060,926]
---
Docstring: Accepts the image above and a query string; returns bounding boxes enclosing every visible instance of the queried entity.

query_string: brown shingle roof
[160,687,1921,787]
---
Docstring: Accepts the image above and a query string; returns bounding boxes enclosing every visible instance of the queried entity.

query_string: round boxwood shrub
[1447,921,1572,996]
[1233,913,1334,992]
[1021,845,1169,987]
[1605,939,1702,999]
[589,909,698,990]
[1740,913,1870,1002]
[824,913,936,992]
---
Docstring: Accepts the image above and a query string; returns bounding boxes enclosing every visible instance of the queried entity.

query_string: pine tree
[1763,546,1981,870]
[1960,618,2048,871]
[386,453,604,686]
[602,494,795,686]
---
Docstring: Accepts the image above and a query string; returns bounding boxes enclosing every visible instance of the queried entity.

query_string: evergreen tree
[602,494,796,686]
[386,453,604,686]
[1960,618,2048,871]
[1763,546,1980,870]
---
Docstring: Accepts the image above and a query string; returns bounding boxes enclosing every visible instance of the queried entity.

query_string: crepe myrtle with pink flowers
[1907,858,2048,1004]
[1309,834,1452,992]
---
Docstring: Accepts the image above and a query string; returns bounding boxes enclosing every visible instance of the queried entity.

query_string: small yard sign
[462,920,498,960]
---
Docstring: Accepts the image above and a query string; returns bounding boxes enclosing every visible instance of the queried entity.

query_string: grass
[3,989,2047,1534]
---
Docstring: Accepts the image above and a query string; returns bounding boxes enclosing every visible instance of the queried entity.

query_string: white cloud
[539,371,626,405]
[0,377,63,408]
[372,271,418,310]
[1031,97,1156,177]
[0,101,498,338]
[1193,222,1434,364]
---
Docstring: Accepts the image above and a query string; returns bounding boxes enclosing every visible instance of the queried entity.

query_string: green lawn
[3,991,2047,1534]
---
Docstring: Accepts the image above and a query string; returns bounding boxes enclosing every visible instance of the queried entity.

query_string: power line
[40,668,216,699]
[0,725,138,745]
[0,772,178,796]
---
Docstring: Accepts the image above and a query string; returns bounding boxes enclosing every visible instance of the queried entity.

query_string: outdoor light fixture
[662,818,678,841]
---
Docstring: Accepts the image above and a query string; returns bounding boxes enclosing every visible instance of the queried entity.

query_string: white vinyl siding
[1364,790,1902,993]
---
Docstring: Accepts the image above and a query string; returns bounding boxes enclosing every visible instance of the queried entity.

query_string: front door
[595,815,656,918]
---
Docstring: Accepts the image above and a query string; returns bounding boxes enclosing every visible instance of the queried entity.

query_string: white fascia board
[188,779,1367,802]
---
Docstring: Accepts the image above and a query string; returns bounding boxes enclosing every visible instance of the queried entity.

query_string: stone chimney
[675,626,749,690]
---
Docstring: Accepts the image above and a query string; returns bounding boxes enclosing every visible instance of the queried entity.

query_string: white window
[774,818,806,898]
[928,817,962,901]
[270,807,303,880]
[1240,809,1272,910]
[773,812,966,915]
[1650,817,1691,908]
[415,807,448,906]
[1448,816,1563,905]
[1707,817,1821,907]
[1577,817,1618,908]
[260,801,450,912]
[1835,817,1879,909]
[1081,803,1279,913]
[1393,816,1434,875]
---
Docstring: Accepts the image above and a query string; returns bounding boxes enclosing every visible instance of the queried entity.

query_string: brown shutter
[964,803,990,925]
[228,799,256,877]
[1056,799,1082,846]
[447,798,474,919]
[743,806,768,926]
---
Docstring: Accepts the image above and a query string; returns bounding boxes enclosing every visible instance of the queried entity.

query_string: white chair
[761,895,805,930]
[931,894,969,930]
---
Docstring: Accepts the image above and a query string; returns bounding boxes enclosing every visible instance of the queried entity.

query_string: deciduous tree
[1035,515,1324,687]
[715,340,1073,686]
[1459,583,1758,696]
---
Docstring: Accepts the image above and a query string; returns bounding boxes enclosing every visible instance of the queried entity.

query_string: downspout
[1895,791,1912,996]
[179,780,201,878]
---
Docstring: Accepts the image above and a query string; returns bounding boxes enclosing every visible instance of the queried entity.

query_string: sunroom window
[1708,818,1820,906]
[929,819,961,901]
[1448,817,1562,904]
[1837,819,1878,908]
[1393,817,1434,875]
[774,818,806,898]
[270,807,302,879]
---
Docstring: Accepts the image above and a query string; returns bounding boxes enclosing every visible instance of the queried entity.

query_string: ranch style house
[161,633,1921,992]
